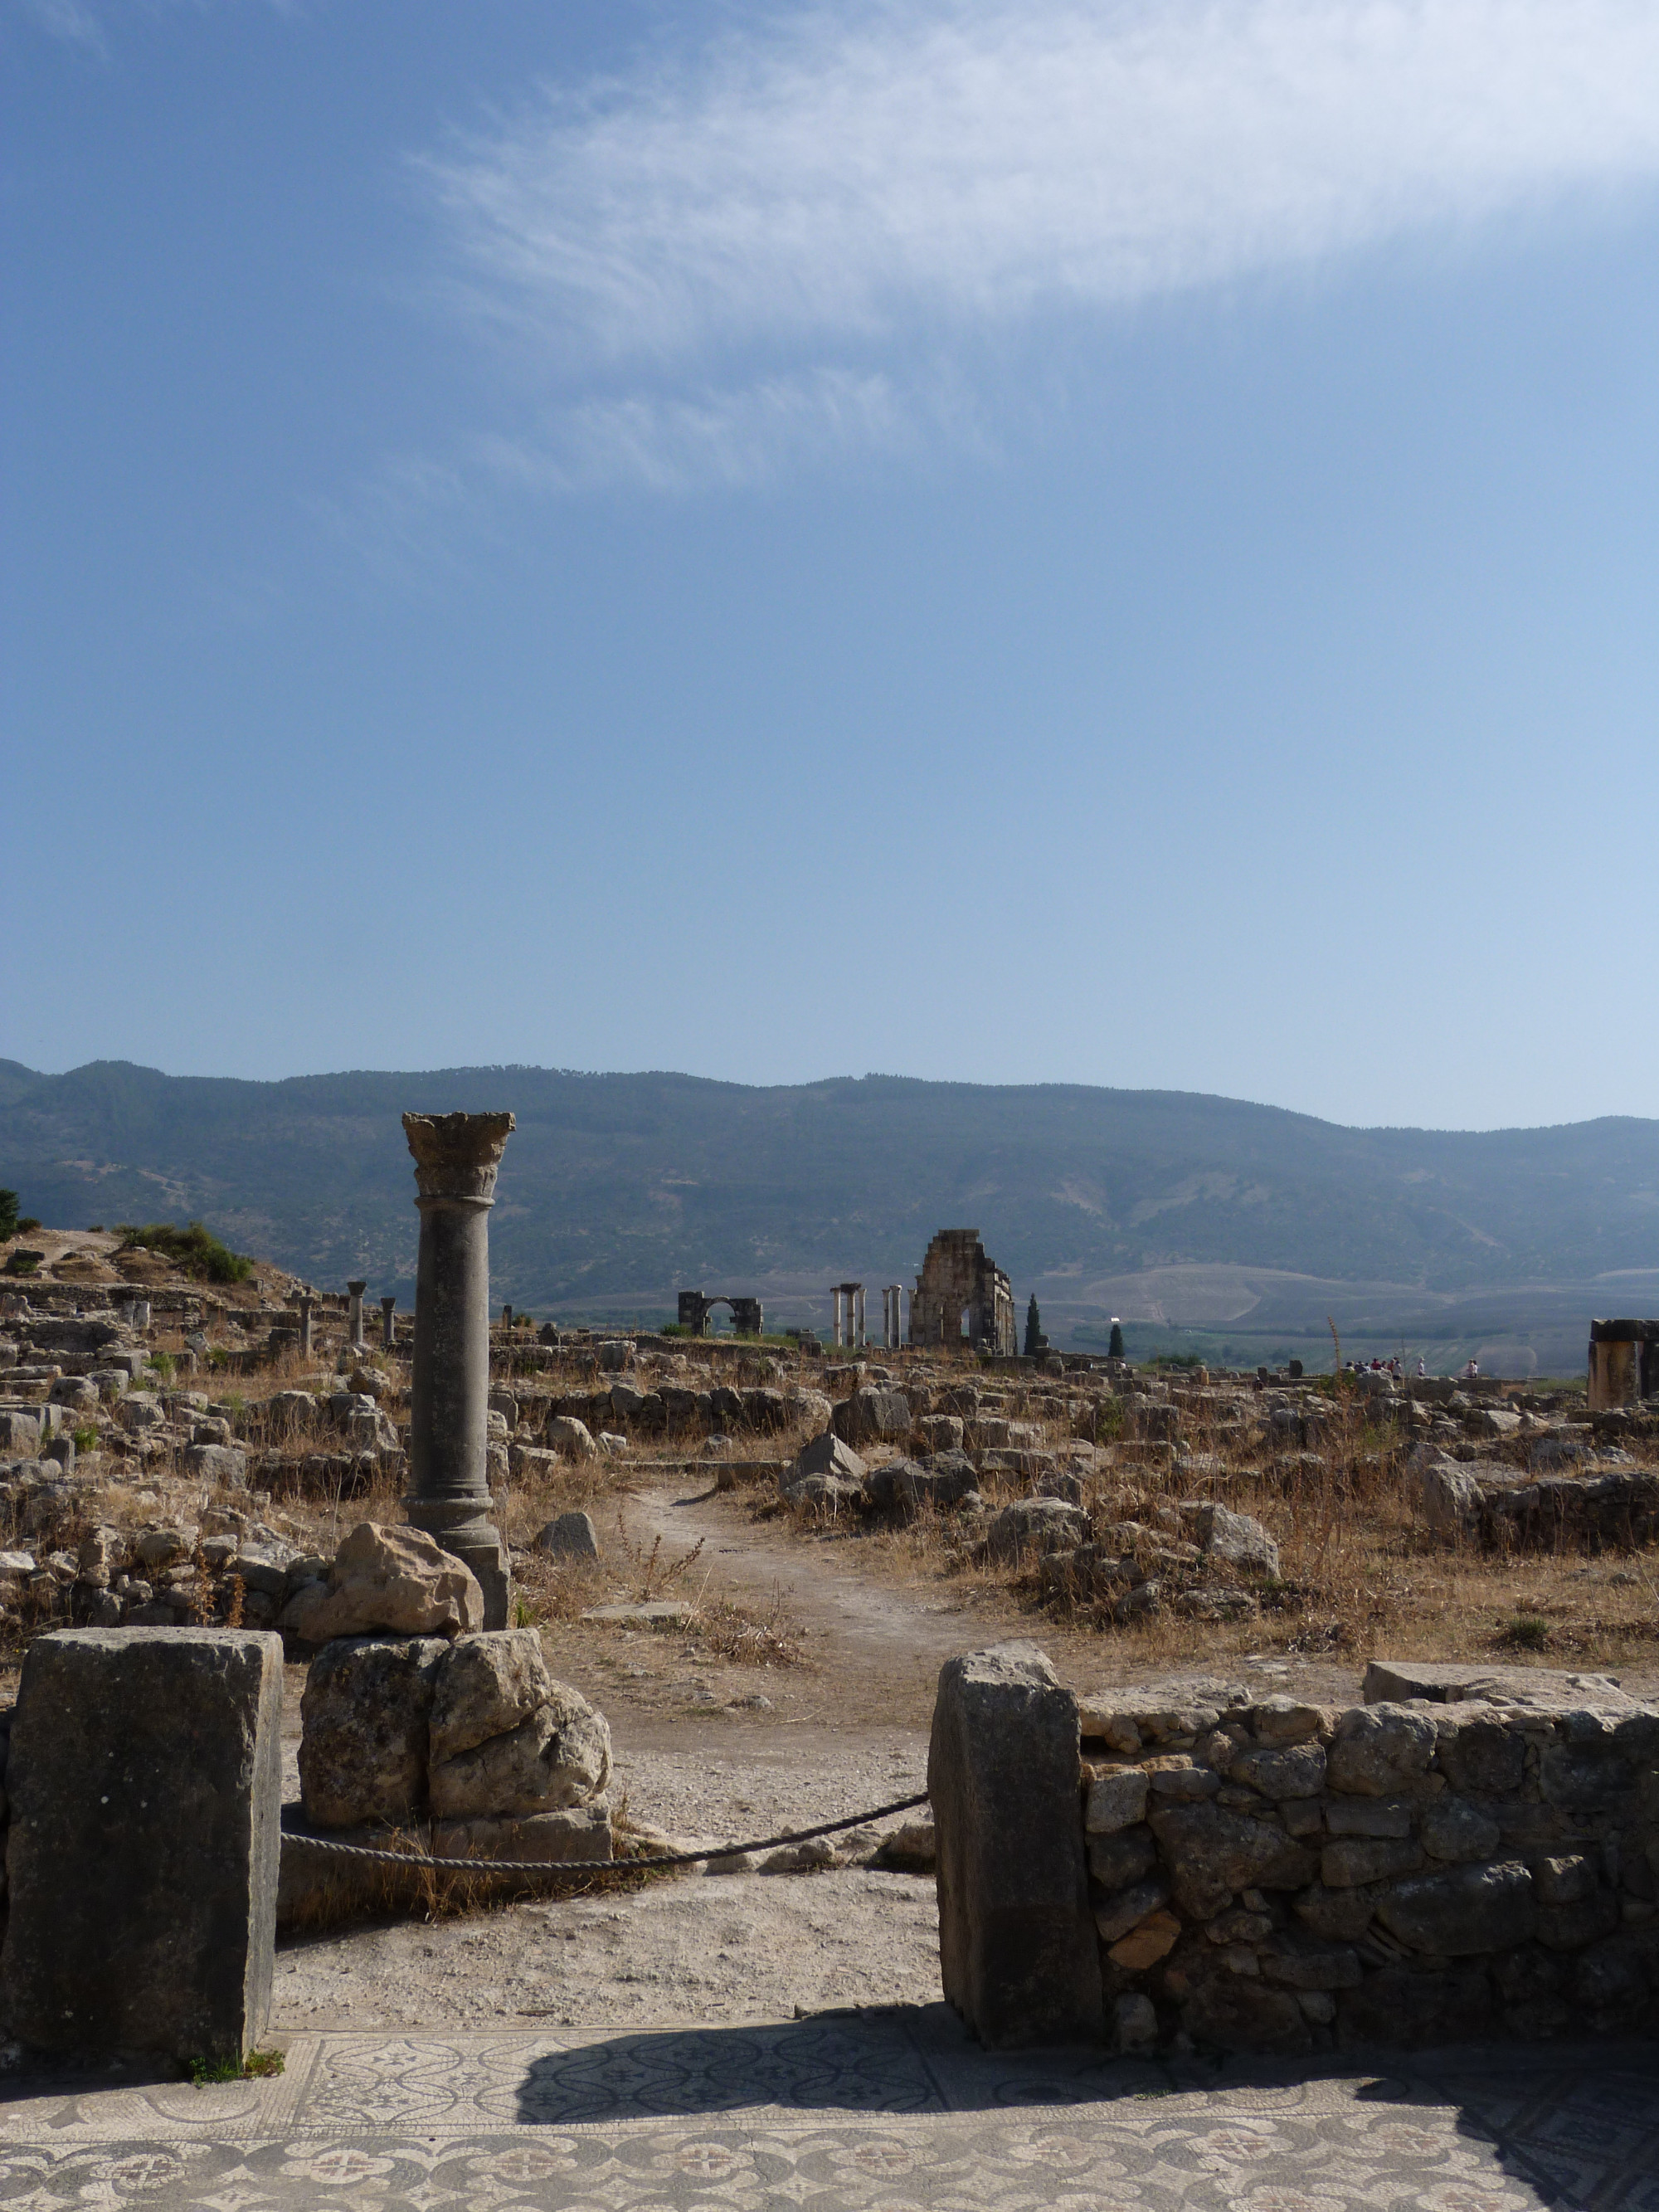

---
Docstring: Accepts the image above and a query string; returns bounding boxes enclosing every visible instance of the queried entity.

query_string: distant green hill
[2,1062,1656,1357]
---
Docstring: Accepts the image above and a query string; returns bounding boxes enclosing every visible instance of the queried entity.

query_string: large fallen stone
[1414,1456,1484,1537]
[984,1496,1087,1562]
[299,1635,449,1828]
[544,1415,597,1461]
[928,1641,1103,2048]
[277,1521,484,1643]
[782,1430,867,1488]
[427,1678,611,1817]
[1,1627,283,2061]
[534,1510,600,1560]
[831,1386,912,1447]
[1189,1501,1280,1577]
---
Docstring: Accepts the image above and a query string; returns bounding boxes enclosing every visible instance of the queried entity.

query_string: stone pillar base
[403,1501,511,1630]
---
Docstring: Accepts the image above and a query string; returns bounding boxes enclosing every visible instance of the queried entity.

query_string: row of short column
[831,1283,865,1348]
[299,1284,401,1352]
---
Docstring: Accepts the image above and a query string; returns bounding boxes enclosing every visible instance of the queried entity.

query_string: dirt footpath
[272,1478,1386,2034]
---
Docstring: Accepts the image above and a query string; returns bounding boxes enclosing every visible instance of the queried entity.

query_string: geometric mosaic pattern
[0,2011,1653,2210]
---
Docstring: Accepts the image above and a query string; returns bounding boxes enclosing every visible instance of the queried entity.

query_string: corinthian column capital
[401,1111,516,1205]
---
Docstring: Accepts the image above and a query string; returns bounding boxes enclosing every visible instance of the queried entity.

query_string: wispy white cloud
[16,0,294,54]
[413,0,1659,485]
[21,0,109,51]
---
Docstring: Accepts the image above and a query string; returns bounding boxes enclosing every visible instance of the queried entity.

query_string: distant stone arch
[677,1290,764,1337]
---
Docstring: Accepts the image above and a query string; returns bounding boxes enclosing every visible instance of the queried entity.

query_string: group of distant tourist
[1342,1353,1476,1381]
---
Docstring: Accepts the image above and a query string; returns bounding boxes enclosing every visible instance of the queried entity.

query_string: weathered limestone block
[1149,1802,1317,1918]
[929,1641,1103,2047]
[984,1497,1088,1562]
[1088,1824,1156,1889]
[831,1387,912,1447]
[1085,1768,1150,1834]
[429,1628,552,1762]
[534,1511,601,1560]
[2,1628,282,2060]
[431,1805,611,1864]
[1190,1502,1279,1577]
[1326,1705,1438,1797]
[427,1680,611,1818]
[279,1521,483,1643]
[1229,1742,1326,1799]
[544,1415,597,1461]
[299,1635,448,1828]
[1374,1860,1536,1956]
[1419,1799,1501,1862]
[183,1442,247,1487]
[784,1430,866,1487]
[1414,1457,1483,1537]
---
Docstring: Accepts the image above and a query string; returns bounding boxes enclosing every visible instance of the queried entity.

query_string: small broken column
[297,1294,314,1359]
[402,1109,515,1630]
[502,1303,513,1328]
[347,1279,367,1349]
[381,1294,397,1348]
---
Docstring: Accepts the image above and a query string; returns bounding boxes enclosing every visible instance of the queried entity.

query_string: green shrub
[2,1249,43,1278]
[114,1220,254,1284]
[146,1351,176,1381]
[17,1217,41,1236]
[0,1190,17,1240]
[72,1425,99,1453]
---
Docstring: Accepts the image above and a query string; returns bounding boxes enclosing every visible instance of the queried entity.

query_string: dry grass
[763,1373,1659,1675]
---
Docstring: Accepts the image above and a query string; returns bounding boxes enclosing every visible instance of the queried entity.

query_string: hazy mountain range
[2,1060,1656,1375]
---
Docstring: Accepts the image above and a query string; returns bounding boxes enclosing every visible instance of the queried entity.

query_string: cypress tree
[1109,1321,1125,1359]
[1024,1294,1042,1357]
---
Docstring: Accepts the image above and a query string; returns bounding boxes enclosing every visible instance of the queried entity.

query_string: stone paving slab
[0,2011,1653,2209]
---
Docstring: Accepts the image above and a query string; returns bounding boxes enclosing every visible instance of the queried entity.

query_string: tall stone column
[381,1296,397,1349]
[297,1297,314,1360]
[401,1110,515,1630]
[346,1280,367,1350]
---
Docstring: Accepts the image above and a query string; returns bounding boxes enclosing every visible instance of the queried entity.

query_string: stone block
[1321,1836,1423,1888]
[299,1635,448,1827]
[1085,1767,1150,1834]
[279,1521,484,1643]
[1326,1705,1438,1797]
[830,1387,911,1447]
[1375,1859,1535,1956]
[533,1511,600,1560]
[928,1642,1103,2047]
[1148,1802,1317,1919]
[431,1805,611,1865]
[428,1678,611,1818]
[1229,1742,1326,1799]
[1087,1824,1155,1890]
[2,1627,282,2060]
[183,1443,248,1488]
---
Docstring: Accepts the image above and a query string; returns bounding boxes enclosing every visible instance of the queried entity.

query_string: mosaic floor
[0,2010,1652,2210]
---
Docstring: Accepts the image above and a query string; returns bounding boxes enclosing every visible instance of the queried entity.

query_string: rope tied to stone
[280,1790,931,1877]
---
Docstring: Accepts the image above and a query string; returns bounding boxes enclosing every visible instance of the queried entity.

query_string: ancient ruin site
[2,1084,1657,2207]
[13,0,1659,2190]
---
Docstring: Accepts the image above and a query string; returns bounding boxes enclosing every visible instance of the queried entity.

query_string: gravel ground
[274,1740,939,2033]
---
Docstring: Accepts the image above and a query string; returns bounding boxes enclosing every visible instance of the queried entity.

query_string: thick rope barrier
[280,1791,931,1878]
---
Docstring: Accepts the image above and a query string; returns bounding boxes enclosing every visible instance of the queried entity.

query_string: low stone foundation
[930,1644,1659,2053]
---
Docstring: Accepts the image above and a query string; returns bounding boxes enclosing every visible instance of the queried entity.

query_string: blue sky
[6,0,1658,1131]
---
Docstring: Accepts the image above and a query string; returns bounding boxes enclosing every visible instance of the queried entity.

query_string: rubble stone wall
[932,1644,1659,2054]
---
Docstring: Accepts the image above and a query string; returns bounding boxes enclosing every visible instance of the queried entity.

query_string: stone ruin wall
[931,1645,1659,2057]
[909,1230,1017,1357]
